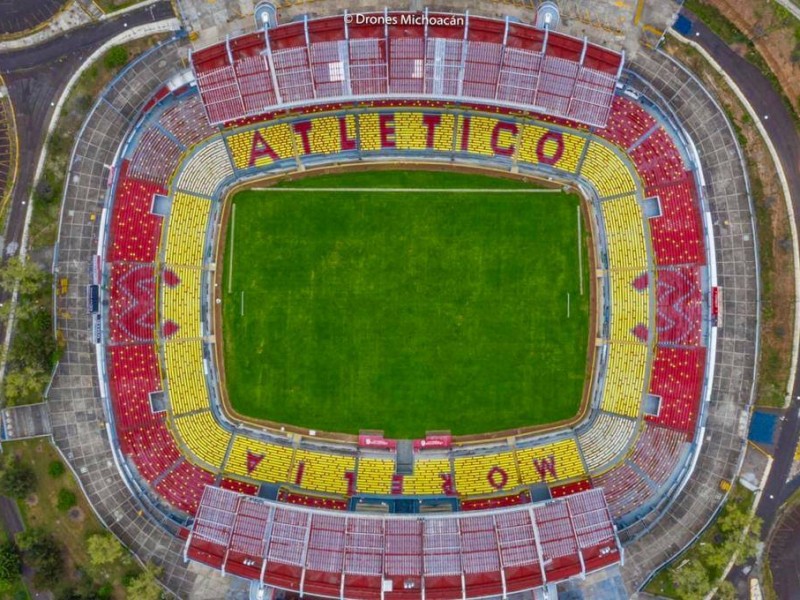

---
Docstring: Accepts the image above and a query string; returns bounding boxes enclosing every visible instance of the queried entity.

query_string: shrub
[56,488,77,512]
[48,460,65,478]
[103,46,128,70]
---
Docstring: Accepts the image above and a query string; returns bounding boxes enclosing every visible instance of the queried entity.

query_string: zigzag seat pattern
[107,263,156,343]
[656,267,703,346]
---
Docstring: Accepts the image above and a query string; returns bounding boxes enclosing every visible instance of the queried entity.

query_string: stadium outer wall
[45,36,756,600]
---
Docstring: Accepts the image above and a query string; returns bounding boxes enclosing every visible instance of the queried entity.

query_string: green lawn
[222,170,590,438]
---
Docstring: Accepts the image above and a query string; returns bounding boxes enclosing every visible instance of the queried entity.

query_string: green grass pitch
[221,170,590,438]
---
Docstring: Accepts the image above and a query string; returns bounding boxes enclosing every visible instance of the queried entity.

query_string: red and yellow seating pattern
[103,94,707,519]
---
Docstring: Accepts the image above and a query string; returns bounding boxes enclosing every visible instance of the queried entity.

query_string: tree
[735,515,762,566]
[9,306,57,368]
[103,46,128,69]
[125,563,162,600]
[3,366,48,406]
[56,488,77,512]
[0,456,36,499]
[86,534,123,569]
[0,541,21,583]
[718,502,750,536]
[16,528,63,587]
[671,558,711,600]
[697,539,731,572]
[0,258,46,297]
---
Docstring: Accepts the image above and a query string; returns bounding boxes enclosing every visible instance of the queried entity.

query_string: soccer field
[221,170,591,438]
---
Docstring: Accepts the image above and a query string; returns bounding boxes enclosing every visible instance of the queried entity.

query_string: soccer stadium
[3,0,791,598]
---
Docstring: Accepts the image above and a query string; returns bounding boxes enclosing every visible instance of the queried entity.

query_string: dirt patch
[67,507,84,523]
[664,38,795,407]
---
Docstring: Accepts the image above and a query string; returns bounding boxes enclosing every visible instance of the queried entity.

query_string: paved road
[679,10,800,599]
[0,494,23,537]
[0,0,175,261]
[0,0,65,36]
[681,12,800,527]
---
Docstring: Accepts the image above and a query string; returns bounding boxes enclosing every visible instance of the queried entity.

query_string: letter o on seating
[487,466,508,490]
[536,130,565,165]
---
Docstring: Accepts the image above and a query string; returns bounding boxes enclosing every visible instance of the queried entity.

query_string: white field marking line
[241,291,244,317]
[577,204,584,296]
[228,203,236,294]
[247,187,563,193]
[567,293,571,319]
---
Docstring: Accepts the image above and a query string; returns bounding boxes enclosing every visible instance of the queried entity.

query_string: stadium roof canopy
[190,11,624,127]
[186,487,622,598]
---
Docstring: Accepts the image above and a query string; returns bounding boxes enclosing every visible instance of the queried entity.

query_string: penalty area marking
[247,187,564,193]
[567,293,570,319]
[228,203,236,294]
[241,291,244,317]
